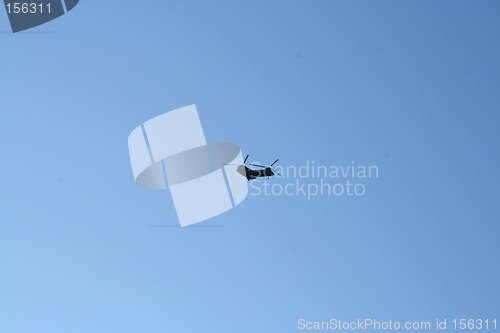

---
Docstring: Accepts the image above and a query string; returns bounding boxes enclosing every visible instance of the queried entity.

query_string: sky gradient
[1,1,499,332]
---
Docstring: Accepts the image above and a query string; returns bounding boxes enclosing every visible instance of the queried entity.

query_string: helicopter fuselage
[237,165,274,180]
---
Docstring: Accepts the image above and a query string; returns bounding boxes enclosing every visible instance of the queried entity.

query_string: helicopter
[226,155,282,181]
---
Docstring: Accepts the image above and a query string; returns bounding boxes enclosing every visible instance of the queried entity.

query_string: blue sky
[0,1,499,332]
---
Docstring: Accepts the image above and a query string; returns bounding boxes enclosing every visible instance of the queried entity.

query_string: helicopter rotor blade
[270,159,279,166]
[243,155,249,164]
[250,163,266,168]
[272,169,282,177]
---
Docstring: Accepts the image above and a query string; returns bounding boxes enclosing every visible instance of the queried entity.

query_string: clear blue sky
[1,1,498,332]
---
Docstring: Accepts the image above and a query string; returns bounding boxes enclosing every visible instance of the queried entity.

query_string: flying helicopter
[226,155,282,181]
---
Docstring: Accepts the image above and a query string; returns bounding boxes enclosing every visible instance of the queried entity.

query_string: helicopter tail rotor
[270,159,281,177]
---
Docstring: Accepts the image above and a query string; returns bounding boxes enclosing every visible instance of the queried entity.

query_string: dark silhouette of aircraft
[227,155,282,180]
